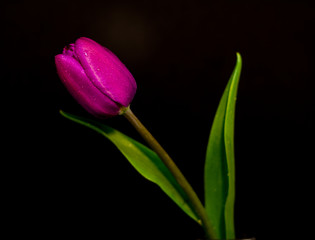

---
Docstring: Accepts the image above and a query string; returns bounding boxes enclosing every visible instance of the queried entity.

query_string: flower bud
[55,37,137,118]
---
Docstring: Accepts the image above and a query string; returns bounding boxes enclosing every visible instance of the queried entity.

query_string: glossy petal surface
[75,37,137,107]
[55,54,120,117]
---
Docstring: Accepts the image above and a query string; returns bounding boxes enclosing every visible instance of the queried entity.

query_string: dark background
[4,0,314,239]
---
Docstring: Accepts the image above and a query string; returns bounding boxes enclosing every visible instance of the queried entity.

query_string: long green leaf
[204,53,242,239]
[60,111,200,223]
[224,53,242,239]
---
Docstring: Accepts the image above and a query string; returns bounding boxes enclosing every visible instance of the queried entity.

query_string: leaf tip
[59,110,74,122]
[236,52,242,64]
[59,109,69,118]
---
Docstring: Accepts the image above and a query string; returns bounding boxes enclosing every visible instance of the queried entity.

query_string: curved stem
[123,106,217,240]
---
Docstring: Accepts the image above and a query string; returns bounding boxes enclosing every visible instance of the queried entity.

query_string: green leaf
[224,53,242,239]
[60,111,200,223]
[204,53,242,239]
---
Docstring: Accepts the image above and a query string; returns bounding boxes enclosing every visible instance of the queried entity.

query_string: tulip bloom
[55,37,137,118]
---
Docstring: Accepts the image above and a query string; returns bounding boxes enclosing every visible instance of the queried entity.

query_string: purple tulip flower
[55,37,137,118]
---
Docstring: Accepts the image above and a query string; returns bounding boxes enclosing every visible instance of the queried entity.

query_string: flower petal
[55,54,121,117]
[74,37,137,107]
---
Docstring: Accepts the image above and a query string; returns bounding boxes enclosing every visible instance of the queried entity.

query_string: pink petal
[55,54,121,117]
[74,37,137,107]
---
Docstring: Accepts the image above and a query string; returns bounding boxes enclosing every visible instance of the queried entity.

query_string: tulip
[55,37,137,118]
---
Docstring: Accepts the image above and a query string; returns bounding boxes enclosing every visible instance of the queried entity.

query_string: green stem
[123,106,216,240]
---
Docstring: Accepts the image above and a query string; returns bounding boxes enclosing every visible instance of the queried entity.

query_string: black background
[4,0,315,239]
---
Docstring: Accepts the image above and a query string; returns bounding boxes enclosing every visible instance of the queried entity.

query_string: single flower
[55,37,137,118]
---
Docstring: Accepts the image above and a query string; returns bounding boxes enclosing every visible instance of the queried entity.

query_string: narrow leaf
[204,53,242,239]
[60,110,200,223]
[224,52,242,239]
